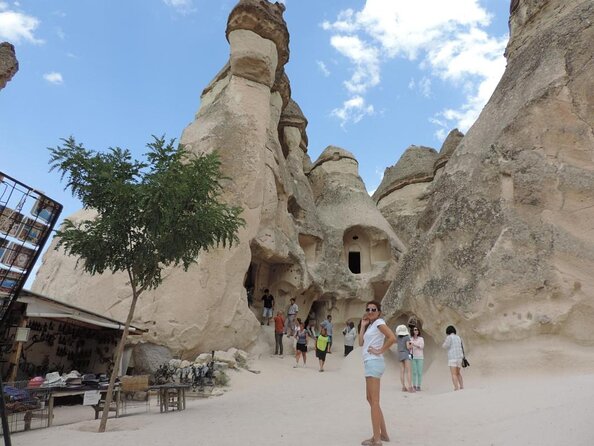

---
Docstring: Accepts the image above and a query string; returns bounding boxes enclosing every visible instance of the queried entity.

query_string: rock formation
[0,42,18,91]
[381,0,594,354]
[33,0,594,365]
[373,145,439,246]
[34,0,404,359]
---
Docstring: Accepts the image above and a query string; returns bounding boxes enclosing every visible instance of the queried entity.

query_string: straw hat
[395,325,410,336]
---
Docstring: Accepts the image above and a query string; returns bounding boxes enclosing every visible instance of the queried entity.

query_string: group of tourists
[264,289,337,373]
[359,300,467,446]
[259,289,469,446]
[292,315,334,372]
[393,323,425,392]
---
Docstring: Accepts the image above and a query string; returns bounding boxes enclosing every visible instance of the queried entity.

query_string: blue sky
[1,0,510,282]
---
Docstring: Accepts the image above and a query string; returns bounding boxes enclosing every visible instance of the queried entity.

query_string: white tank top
[362,318,386,362]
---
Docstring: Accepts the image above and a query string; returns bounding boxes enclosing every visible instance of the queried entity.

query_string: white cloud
[43,72,63,85]
[434,128,448,141]
[322,9,358,34]
[410,76,432,98]
[323,0,507,130]
[330,34,380,94]
[419,77,432,98]
[317,60,331,77]
[163,0,196,14]
[331,95,374,127]
[56,26,66,40]
[0,8,43,44]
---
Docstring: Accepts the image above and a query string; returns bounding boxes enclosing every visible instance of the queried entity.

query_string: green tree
[49,136,244,432]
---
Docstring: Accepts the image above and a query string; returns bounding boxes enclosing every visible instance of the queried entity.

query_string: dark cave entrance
[348,251,361,274]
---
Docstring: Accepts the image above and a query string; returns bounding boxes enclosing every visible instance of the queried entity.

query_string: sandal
[361,439,383,446]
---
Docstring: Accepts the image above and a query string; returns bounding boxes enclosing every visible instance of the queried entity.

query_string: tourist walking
[410,326,424,390]
[285,297,299,336]
[395,324,413,392]
[442,325,464,391]
[315,326,330,372]
[273,311,285,356]
[359,301,396,446]
[320,315,333,353]
[342,321,357,356]
[306,320,317,344]
[304,308,317,333]
[261,289,274,325]
[294,321,309,368]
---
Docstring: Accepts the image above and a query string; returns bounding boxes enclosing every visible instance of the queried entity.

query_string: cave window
[348,251,361,274]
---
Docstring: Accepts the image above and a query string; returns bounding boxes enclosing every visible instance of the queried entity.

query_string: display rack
[0,172,62,325]
[0,380,50,434]
[0,171,62,445]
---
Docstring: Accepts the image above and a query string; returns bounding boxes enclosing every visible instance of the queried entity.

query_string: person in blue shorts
[359,301,396,446]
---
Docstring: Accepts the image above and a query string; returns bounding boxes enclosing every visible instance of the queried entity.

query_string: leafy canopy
[49,136,244,291]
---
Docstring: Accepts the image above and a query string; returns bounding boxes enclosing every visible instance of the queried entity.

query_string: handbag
[461,340,470,368]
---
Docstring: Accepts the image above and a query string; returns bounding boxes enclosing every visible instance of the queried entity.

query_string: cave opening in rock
[244,262,256,289]
[305,299,329,333]
[243,262,258,308]
[348,251,361,274]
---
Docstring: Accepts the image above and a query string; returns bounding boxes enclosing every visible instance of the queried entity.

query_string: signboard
[83,390,101,406]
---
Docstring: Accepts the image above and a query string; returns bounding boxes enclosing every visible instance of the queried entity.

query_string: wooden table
[149,384,190,413]
[30,387,120,426]
[10,387,121,431]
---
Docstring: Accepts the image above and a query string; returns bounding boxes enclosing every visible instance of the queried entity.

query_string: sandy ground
[10,335,594,446]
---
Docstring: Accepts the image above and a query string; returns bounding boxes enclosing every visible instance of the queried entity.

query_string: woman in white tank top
[359,301,396,446]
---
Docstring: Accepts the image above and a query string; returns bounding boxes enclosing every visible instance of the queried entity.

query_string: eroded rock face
[34,0,594,361]
[382,0,594,348]
[0,42,18,91]
[433,129,464,176]
[373,146,438,245]
[36,1,291,357]
[307,146,405,321]
[227,0,291,107]
[34,1,402,357]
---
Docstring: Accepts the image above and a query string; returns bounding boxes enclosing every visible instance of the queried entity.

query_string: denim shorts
[364,359,385,378]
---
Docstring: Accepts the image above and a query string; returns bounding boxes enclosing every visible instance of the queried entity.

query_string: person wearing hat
[395,324,414,392]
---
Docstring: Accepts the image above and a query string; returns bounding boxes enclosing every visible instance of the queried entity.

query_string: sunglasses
[365,308,378,313]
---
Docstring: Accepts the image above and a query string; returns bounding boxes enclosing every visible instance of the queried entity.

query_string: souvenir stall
[1,289,144,432]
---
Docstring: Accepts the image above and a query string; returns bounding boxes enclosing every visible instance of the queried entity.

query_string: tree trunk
[98,277,141,433]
